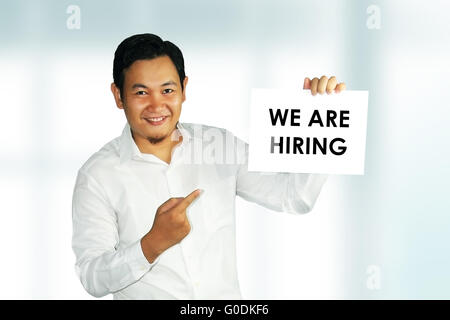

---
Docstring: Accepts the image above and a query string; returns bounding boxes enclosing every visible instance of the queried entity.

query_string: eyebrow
[131,81,177,90]
[131,83,148,90]
[161,80,177,87]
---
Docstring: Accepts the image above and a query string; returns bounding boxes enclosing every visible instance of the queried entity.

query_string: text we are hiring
[268,108,350,156]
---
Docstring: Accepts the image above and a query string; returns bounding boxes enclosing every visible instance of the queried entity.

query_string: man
[72,33,346,299]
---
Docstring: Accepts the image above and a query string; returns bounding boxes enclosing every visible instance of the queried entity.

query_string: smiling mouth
[144,115,169,126]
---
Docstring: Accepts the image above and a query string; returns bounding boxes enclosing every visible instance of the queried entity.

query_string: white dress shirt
[72,122,327,299]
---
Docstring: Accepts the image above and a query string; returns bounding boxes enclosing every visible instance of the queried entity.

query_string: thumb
[303,77,311,89]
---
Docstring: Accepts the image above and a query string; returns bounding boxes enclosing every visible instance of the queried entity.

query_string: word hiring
[269,108,350,156]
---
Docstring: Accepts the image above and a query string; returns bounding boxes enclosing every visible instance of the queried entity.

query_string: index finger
[175,189,202,212]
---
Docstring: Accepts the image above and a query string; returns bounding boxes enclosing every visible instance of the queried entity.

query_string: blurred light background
[0,0,449,299]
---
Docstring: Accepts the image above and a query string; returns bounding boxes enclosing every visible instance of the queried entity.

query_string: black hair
[113,33,186,99]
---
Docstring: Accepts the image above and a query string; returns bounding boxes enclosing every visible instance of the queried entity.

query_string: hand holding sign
[249,77,368,175]
[303,75,346,95]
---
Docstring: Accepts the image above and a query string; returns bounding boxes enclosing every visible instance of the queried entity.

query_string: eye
[163,88,174,94]
[136,90,147,95]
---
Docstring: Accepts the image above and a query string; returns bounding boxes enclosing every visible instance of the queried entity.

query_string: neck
[133,128,183,164]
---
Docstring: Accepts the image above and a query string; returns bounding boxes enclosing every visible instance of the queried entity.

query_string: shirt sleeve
[235,136,328,214]
[71,170,159,298]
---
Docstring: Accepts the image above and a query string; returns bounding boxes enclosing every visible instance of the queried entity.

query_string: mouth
[143,115,169,126]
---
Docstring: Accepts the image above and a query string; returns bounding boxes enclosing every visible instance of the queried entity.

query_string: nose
[146,92,165,111]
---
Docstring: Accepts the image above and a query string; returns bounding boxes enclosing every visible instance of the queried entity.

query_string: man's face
[111,55,188,146]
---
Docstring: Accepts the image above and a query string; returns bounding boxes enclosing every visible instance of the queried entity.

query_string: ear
[181,76,189,102]
[111,83,124,110]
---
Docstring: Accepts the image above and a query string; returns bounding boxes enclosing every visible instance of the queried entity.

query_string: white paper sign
[248,89,369,175]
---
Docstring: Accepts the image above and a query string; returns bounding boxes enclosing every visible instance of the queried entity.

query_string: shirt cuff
[283,173,329,214]
[127,239,160,278]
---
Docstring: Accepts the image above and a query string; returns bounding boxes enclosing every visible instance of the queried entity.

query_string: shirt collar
[119,121,192,164]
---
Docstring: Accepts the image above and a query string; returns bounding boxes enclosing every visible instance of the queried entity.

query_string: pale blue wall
[0,0,449,299]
